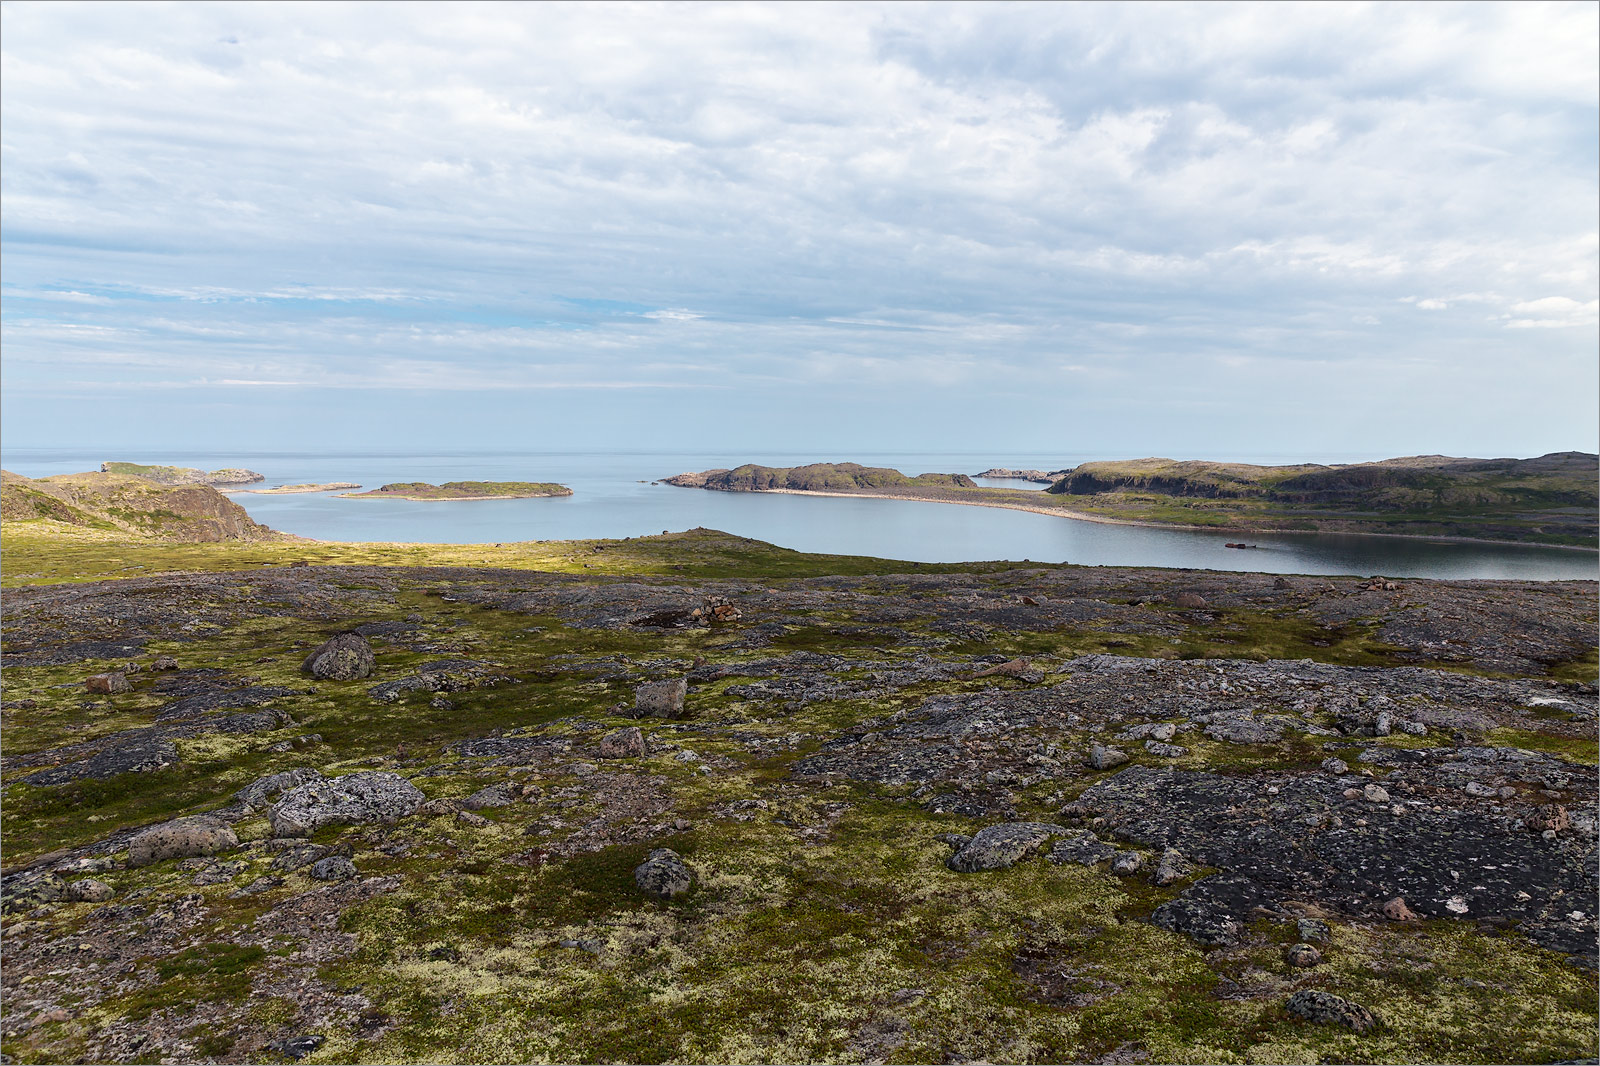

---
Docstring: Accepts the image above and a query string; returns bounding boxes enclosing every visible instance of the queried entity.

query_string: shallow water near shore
[7,448,1596,580]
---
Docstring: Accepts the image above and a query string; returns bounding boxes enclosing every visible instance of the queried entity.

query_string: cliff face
[666,463,976,492]
[2,470,289,542]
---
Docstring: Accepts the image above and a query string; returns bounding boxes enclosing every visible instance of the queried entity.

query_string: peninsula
[337,480,572,501]
[225,482,362,495]
[665,454,1599,548]
[100,461,264,487]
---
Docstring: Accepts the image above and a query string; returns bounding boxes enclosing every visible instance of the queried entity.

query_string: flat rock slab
[947,822,1069,873]
[268,771,425,837]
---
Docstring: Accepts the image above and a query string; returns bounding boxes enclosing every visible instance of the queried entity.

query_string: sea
[5,449,1596,582]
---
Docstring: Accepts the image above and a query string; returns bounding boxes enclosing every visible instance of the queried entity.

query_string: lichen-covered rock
[1151,874,1274,946]
[126,817,239,867]
[634,679,687,719]
[308,856,357,882]
[1382,896,1418,921]
[462,782,516,810]
[1285,988,1380,1032]
[1111,852,1144,876]
[634,848,694,899]
[300,632,376,681]
[598,726,647,758]
[1144,740,1187,758]
[64,878,113,902]
[235,767,325,811]
[1285,942,1322,967]
[946,822,1066,873]
[1047,830,1117,867]
[267,771,425,837]
[1087,744,1128,771]
[1153,848,1192,886]
[23,737,180,787]
[1297,917,1331,942]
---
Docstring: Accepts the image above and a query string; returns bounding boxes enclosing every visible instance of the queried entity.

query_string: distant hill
[666,463,976,492]
[1,470,289,542]
[1042,452,1598,546]
[339,481,572,500]
[666,453,1598,547]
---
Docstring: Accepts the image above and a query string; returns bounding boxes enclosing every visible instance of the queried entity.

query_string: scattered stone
[300,632,376,681]
[84,672,130,695]
[268,1035,325,1060]
[126,817,239,867]
[1321,757,1349,775]
[1363,784,1391,803]
[1273,577,1291,589]
[634,848,694,899]
[456,810,490,828]
[1153,848,1191,886]
[946,822,1065,873]
[267,771,426,837]
[308,856,357,882]
[429,696,455,711]
[1088,744,1129,771]
[150,655,180,671]
[1285,942,1322,967]
[1296,918,1331,942]
[1528,805,1570,833]
[1285,988,1380,1032]
[598,726,647,759]
[634,678,688,719]
[1144,740,1187,758]
[270,844,328,872]
[1173,591,1207,608]
[192,860,248,885]
[1111,852,1144,876]
[63,878,113,903]
[462,783,516,810]
[1151,874,1274,947]
[1382,897,1418,921]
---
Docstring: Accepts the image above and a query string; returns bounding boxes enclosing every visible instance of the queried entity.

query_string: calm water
[5,449,1596,581]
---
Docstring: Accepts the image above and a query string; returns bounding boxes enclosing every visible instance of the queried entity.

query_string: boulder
[1047,831,1117,867]
[235,768,326,811]
[1144,740,1187,758]
[1087,744,1128,771]
[1381,896,1418,921]
[634,679,687,719]
[150,655,180,671]
[1153,848,1192,886]
[634,848,694,899]
[1527,805,1569,832]
[598,726,647,759]
[300,633,376,681]
[84,672,130,695]
[127,817,239,867]
[946,822,1066,873]
[1285,989,1380,1032]
[1285,942,1322,967]
[462,783,516,810]
[307,856,357,882]
[1173,591,1207,609]
[267,771,425,837]
[1297,918,1331,943]
[64,878,114,903]
[1111,852,1144,876]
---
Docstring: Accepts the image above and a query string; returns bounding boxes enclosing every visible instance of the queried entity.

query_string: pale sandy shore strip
[751,488,1599,552]
[222,484,360,495]
[334,492,570,502]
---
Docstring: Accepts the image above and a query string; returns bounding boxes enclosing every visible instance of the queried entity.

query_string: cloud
[1,1,1595,453]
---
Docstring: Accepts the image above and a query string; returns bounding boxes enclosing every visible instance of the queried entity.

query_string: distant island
[666,454,1599,547]
[101,461,264,487]
[225,482,362,495]
[338,480,573,501]
[975,467,1071,483]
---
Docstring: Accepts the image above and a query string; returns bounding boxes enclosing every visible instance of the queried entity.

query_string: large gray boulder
[946,822,1068,873]
[1285,989,1380,1032]
[633,679,687,719]
[268,771,425,837]
[235,768,325,811]
[127,816,239,867]
[301,633,376,681]
[634,848,695,899]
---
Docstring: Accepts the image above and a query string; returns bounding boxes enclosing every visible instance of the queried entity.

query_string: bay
[4,448,1595,581]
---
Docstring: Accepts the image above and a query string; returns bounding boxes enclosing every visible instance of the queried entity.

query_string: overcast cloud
[2,1,1595,456]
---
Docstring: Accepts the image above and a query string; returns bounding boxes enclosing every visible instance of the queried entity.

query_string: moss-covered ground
[1,525,1594,1064]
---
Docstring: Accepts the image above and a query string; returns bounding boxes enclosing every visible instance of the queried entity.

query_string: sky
[2,1,1596,460]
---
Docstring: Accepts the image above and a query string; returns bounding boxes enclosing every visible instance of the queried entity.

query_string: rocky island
[0,480,1595,1064]
[338,481,572,501]
[667,453,1600,548]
